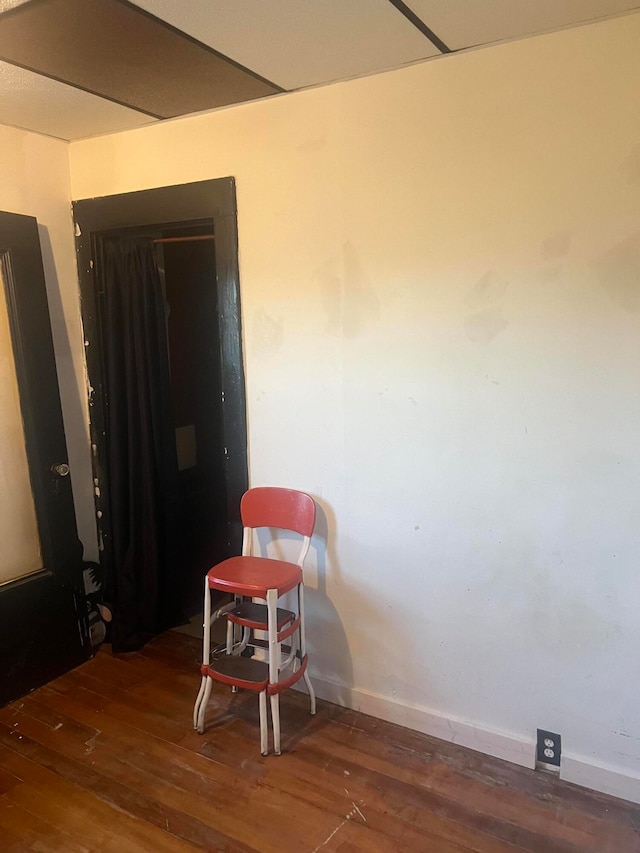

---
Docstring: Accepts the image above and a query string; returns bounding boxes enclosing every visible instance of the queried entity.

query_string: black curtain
[100,237,180,652]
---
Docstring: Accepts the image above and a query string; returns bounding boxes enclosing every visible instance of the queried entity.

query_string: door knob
[51,463,70,477]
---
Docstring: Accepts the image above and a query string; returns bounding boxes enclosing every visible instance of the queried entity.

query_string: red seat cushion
[207,556,302,597]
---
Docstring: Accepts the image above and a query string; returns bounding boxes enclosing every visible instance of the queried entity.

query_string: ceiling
[0,0,638,141]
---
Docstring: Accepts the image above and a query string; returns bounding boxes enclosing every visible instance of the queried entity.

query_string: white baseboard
[561,755,640,805]
[296,676,640,804]
[298,674,536,770]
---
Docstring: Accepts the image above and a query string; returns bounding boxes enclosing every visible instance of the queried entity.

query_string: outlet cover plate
[536,728,561,767]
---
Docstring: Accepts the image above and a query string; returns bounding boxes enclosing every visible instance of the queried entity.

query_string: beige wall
[0,125,96,561]
[69,14,640,798]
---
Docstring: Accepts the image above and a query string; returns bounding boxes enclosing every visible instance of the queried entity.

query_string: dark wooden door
[0,211,89,706]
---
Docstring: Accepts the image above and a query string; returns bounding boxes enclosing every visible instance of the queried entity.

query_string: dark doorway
[157,223,228,614]
[73,179,248,647]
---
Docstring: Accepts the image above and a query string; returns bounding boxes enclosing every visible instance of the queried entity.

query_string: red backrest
[241,487,316,537]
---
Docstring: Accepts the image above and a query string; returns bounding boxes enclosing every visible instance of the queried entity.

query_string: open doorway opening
[74,179,247,650]
[156,221,227,614]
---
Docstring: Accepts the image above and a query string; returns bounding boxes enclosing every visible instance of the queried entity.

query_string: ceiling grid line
[386,0,452,53]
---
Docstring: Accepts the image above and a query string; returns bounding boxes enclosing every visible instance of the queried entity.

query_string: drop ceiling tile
[404,0,640,50]
[131,0,442,90]
[0,0,280,119]
[0,60,154,140]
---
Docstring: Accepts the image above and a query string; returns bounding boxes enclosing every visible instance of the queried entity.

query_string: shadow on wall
[594,230,640,313]
[255,497,353,698]
[307,498,352,696]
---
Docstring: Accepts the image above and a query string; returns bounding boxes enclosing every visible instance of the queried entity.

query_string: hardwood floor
[0,631,638,852]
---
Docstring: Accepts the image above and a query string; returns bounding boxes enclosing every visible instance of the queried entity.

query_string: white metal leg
[226,617,234,654]
[267,589,281,755]
[259,690,268,755]
[270,694,281,755]
[196,676,213,734]
[202,577,212,665]
[194,577,213,731]
[267,589,279,682]
[303,670,316,716]
[195,585,239,731]
[193,675,208,729]
[227,596,240,691]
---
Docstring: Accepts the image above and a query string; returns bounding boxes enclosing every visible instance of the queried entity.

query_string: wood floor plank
[0,763,21,795]
[30,682,524,851]
[0,794,92,853]
[1,699,356,853]
[0,731,250,852]
[0,631,638,853]
[293,715,636,853]
[191,694,630,853]
[240,743,528,853]
[51,668,193,745]
[0,756,196,853]
[311,703,636,829]
[7,682,476,852]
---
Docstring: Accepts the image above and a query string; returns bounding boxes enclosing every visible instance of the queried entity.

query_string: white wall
[69,13,640,800]
[0,125,97,561]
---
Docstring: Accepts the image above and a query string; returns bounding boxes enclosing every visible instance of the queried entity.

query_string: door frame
[0,211,88,705]
[73,178,249,587]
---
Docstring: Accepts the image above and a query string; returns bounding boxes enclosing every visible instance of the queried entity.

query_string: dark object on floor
[86,605,106,647]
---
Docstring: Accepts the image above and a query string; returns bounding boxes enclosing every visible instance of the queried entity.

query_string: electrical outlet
[536,729,561,768]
